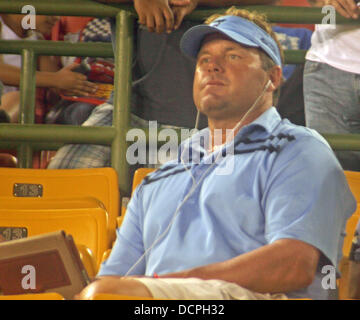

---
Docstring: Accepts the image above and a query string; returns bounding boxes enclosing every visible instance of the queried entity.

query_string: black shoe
[0,109,10,123]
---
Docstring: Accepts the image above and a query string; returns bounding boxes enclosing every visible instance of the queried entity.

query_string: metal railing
[0,0,359,195]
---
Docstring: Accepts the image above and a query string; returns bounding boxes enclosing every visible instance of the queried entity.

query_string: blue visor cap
[180,15,282,67]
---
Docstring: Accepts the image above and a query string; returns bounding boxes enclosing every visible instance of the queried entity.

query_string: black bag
[276,64,306,126]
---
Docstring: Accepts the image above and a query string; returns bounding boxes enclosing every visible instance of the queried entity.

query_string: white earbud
[265,79,272,91]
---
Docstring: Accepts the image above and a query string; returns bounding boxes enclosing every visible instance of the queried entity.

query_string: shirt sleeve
[263,135,356,267]
[97,184,146,276]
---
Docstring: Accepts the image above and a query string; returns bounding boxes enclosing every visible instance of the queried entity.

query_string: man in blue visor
[76,7,356,300]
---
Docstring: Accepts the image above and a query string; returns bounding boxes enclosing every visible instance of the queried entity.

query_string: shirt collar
[236,106,281,139]
[178,107,282,162]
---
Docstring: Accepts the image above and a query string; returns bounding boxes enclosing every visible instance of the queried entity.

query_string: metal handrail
[1,1,360,24]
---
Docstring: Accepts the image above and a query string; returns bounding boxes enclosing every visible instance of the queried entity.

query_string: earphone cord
[184,79,271,183]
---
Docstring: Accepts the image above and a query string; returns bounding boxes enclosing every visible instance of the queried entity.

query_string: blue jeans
[60,102,97,125]
[304,60,360,171]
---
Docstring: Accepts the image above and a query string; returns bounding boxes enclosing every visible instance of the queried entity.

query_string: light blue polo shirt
[99,107,356,300]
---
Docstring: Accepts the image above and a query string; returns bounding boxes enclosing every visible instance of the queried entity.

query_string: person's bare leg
[75,276,154,300]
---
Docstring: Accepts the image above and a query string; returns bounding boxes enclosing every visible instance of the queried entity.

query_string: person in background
[304,0,360,171]
[270,0,313,126]
[45,17,114,126]
[0,14,97,123]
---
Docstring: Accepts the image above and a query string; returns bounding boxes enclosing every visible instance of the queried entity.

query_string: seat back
[0,293,65,300]
[0,167,120,244]
[132,168,156,194]
[0,197,108,269]
[343,213,360,258]
[115,168,156,239]
[344,171,360,257]
[119,167,155,223]
[344,170,360,206]
[76,244,97,278]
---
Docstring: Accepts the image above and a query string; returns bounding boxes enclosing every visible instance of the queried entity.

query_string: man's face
[193,33,269,123]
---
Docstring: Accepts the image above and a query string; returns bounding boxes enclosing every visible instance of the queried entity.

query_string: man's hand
[171,0,200,30]
[54,63,98,96]
[134,0,190,34]
[324,0,359,19]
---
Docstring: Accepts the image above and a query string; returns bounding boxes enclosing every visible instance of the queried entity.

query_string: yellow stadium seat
[116,168,156,227]
[338,171,360,299]
[101,248,113,265]
[101,168,156,263]
[77,244,97,278]
[0,167,120,245]
[343,171,360,257]
[0,293,64,300]
[132,168,156,194]
[344,171,360,207]
[117,168,156,227]
[338,213,360,300]
[343,213,360,258]
[117,215,125,228]
[0,197,108,270]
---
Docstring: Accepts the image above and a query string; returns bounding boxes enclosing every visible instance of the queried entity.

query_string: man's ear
[267,65,283,92]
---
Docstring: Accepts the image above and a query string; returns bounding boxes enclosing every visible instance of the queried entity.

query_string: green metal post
[322,134,360,151]
[0,124,115,144]
[19,49,36,124]
[0,0,134,18]
[112,10,134,197]
[0,40,114,58]
[17,144,33,168]
[17,49,36,168]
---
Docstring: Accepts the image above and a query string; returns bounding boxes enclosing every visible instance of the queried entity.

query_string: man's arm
[165,136,353,295]
[162,238,320,294]
[75,238,319,299]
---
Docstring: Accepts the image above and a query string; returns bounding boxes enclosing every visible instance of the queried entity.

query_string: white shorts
[134,277,288,300]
